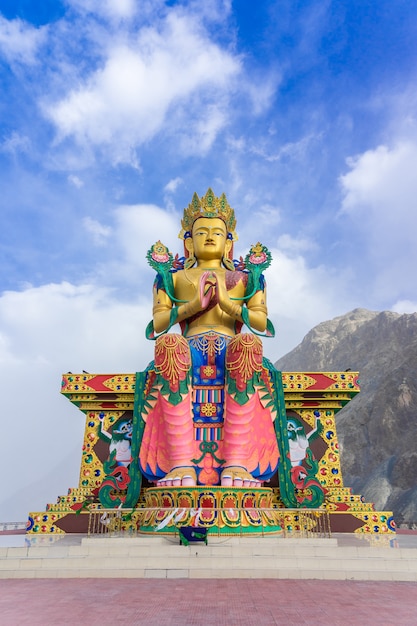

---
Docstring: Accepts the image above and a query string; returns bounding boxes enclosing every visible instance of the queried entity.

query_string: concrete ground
[1,578,417,625]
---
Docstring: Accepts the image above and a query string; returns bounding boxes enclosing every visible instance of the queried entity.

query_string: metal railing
[0,521,27,532]
[88,507,331,538]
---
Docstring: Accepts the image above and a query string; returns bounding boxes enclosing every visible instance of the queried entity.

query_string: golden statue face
[190,217,230,261]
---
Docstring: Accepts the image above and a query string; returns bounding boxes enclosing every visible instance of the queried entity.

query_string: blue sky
[1,0,417,520]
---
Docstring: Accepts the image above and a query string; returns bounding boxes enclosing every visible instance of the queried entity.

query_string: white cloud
[164,177,183,194]
[176,103,228,155]
[113,203,180,269]
[67,0,140,21]
[236,201,281,245]
[391,300,417,314]
[67,174,84,188]
[0,280,155,520]
[164,178,183,211]
[340,140,417,301]
[45,12,241,164]
[0,282,145,366]
[251,132,320,162]
[277,233,318,255]
[245,71,281,115]
[0,16,47,65]
[83,216,111,245]
[0,131,31,156]
[83,203,182,290]
[341,142,417,221]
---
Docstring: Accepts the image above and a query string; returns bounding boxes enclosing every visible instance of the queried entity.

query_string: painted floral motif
[248,242,268,264]
[201,365,215,377]
[151,241,170,263]
[245,241,272,270]
[200,403,217,417]
[146,240,173,273]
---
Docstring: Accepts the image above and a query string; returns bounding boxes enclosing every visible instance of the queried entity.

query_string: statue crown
[179,188,238,241]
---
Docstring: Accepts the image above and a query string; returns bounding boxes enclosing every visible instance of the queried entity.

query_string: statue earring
[185,254,196,269]
[222,254,235,271]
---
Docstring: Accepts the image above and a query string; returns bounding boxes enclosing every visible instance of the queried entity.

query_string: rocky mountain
[275,308,417,527]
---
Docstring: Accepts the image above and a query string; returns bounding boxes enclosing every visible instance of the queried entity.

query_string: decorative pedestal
[27,371,395,535]
[139,486,282,535]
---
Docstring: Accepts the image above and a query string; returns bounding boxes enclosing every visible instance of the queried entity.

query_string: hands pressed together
[185,271,240,320]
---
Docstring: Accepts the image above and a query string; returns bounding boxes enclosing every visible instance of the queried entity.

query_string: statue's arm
[152,284,174,334]
[152,274,207,334]
[245,287,268,332]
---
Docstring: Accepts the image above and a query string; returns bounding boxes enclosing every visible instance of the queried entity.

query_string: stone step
[1,535,416,580]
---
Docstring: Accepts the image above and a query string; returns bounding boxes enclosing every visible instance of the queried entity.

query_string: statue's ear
[222,237,235,270]
[185,238,194,254]
[184,237,197,268]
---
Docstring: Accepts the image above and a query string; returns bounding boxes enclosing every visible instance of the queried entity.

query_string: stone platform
[1,533,415,581]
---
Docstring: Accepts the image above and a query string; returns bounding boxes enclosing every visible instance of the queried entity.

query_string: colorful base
[138,486,283,535]
[26,370,396,535]
[26,486,396,535]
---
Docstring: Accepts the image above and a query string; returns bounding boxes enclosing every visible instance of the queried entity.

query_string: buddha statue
[138,188,281,489]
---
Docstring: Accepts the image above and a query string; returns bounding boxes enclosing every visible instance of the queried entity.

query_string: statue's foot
[220,466,261,488]
[157,467,197,487]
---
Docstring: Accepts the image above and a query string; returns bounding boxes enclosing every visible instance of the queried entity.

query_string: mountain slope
[275,308,417,527]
